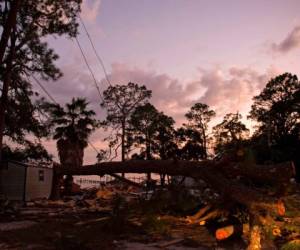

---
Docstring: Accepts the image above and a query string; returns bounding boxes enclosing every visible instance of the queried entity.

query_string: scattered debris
[0,178,300,249]
[0,220,37,231]
[74,216,109,226]
[156,238,184,248]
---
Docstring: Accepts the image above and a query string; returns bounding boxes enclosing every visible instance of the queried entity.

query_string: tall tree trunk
[159,141,166,186]
[0,70,11,160]
[160,174,166,186]
[0,27,16,160]
[57,139,84,195]
[202,130,207,159]
[0,0,21,64]
[121,120,125,177]
[145,135,151,181]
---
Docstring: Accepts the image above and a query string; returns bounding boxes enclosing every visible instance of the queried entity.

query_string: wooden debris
[277,199,286,216]
[186,205,211,224]
[215,224,248,241]
[199,220,206,226]
[247,225,262,250]
[216,225,234,240]
[156,238,184,248]
[74,216,109,226]
[96,189,114,200]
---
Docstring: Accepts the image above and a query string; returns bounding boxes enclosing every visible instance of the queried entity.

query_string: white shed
[0,161,53,201]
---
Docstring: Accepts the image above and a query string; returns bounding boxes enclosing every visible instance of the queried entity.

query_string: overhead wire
[31,75,58,105]
[78,14,112,87]
[32,13,117,159]
[74,36,104,102]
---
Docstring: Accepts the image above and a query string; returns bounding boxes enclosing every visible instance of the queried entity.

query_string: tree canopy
[100,82,152,161]
[0,0,82,158]
[129,103,176,160]
[213,113,249,155]
[44,97,98,167]
[249,73,300,144]
[249,73,300,179]
[185,103,215,159]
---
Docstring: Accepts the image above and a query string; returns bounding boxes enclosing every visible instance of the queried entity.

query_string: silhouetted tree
[44,98,98,168]
[249,73,299,145]
[0,0,21,63]
[155,115,177,160]
[45,97,98,194]
[185,103,215,159]
[129,103,160,161]
[249,73,300,180]
[100,82,152,164]
[96,149,109,163]
[0,0,81,159]
[128,103,175,181]
[213,113,249,155]
[175,127,206,160]
[129,103,175,158]
[2,142,52,164]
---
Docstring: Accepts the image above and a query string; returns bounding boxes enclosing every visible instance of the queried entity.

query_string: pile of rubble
[23,183,143,215]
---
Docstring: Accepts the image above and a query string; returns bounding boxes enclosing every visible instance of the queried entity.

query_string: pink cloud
[102,63,202,124]
[271,25,300,54]
[34,62,281,163]
[81,0,101,24]
[196,66,279,117]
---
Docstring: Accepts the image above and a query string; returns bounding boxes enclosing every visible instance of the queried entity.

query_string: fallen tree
[53,159,294,212]
[55,159,295,183]
[52,158,296,250]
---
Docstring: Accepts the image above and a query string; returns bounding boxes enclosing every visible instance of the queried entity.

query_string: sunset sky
[37,0,300,164]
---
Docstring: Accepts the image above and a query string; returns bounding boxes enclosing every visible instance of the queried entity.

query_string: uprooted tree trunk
[54,159,295,211]
[52,158,295,249]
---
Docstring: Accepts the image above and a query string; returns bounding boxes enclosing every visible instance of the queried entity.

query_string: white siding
[25,167,53,201]
[0,163,26,200]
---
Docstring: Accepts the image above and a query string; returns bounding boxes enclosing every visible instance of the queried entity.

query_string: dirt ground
[0,210,247,250]
[0,199,244,249]
[0,186,300,250]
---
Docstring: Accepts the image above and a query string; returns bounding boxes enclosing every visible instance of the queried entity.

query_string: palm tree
[46,98,98,168]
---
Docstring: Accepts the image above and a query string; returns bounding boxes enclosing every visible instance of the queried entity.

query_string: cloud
[102,63,203,124]
[271,26,300,53]
[196,66,279,118]
[81,0,101,23]
[33,61,279,164]
[103,63,280,125]
[42,62,278,126]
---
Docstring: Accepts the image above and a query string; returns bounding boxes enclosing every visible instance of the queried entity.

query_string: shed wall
[25,167,53,201]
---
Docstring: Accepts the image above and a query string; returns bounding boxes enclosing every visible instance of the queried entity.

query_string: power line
[32,75,58,105]
[78,15,112,87]
[31,75,101,156]
[74,36,104,102]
